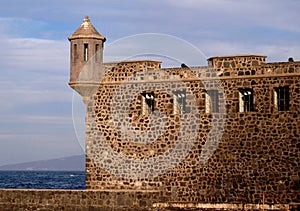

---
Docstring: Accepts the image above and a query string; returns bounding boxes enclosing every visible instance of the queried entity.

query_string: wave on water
[0,171,85,189]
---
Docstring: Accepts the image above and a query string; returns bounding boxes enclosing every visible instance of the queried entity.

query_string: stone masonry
[69,17,300,208]
[66,17,300,209]
[0,16,299,211]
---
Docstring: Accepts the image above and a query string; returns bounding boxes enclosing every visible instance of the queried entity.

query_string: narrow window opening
[73,44,77,62]
[205,90,219,113]
[84,43,88,61]
[239,88,254,112]
[274,87,289,111]
[173,90,186,114]
[95,44,100,62]
[141,92,155,115]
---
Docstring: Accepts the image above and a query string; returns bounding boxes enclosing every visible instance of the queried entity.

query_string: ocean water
[0,171,85,189]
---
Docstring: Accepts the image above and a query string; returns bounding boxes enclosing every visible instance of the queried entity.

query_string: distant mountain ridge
[0,155,85,171]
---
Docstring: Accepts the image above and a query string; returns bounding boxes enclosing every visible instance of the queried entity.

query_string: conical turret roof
[68,16,106,41]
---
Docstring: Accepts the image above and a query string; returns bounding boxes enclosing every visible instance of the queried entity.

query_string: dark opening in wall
[73,44,77,62]
[84,43,88,61]
[274,86,289,111]
[141,92,155,114]
[206,90,219,113]
[173,90,186,114]
[95,44,99,62]
[239,88,254,112]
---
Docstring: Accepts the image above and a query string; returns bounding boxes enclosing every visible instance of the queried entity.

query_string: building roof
[68,16,106,41]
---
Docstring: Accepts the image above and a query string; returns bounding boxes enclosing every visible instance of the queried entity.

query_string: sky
[0,0,299,166]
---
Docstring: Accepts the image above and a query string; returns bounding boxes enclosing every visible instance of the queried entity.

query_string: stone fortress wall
[85,55,300,206]
[0,189,161,210]
[0,17,299,210]
[1,55,299,210]
[0,189,297,210]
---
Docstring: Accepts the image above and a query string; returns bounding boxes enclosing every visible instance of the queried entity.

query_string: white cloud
[0,38,68,72]
[257,44,300,62]
[0,114,72,125]
[0,85,71,104]
[104,33,207,66]
[164,0,300,32]
[198,39,300,62]
[0,17,47,38]
[0,35,72,114]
